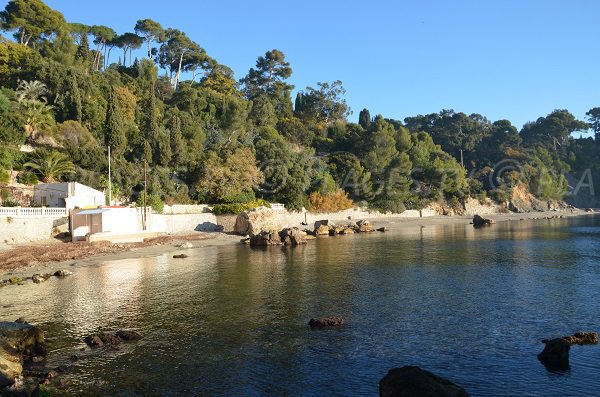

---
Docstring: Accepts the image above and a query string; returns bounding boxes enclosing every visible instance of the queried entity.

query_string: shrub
[211,199,271,215]
[17,170,39,185]
[308,188,354,213]
[136,193,164,214]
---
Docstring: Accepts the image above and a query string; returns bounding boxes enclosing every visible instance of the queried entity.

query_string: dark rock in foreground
[379,366,470,397]
[472,215,495,228]
[172,254,188,259]
[538,338,570,371]
[308,316,344,329]
[0,322,46,388]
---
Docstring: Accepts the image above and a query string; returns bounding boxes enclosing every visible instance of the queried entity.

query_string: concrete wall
[0,216,68,246]
[147,213,220,234]
[162,204,211,215]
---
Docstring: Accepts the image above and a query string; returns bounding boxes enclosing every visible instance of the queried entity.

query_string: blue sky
[12,1,600,129]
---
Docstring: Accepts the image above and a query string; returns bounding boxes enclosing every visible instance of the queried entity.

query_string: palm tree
[22,100,54,140]
[24,150,75,183]
[16,80,48,104]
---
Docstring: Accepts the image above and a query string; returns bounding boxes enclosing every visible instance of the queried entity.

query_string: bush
[136,193,164,214]
[308,188,354,213]
[211,199,271,215]
[17,170,39,185]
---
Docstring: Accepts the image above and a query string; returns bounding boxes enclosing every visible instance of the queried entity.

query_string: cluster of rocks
[83,330,143,348]
[0,270,72,288]
[537,331,598,371]
[0,320,52,396]
[247,227,309,247]
[244,219,386,247]
[313,219,385,235]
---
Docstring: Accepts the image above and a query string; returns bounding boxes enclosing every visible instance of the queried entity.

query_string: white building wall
[34,183,68,207]
[101,208,139,233]
[34,182,105,209]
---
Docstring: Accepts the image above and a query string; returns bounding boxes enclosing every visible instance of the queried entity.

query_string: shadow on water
[1,216,600,396]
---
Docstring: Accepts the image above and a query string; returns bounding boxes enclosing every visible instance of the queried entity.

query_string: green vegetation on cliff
[0,0,597,211]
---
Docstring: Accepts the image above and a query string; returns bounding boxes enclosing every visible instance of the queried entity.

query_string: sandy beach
[0,209,593,281]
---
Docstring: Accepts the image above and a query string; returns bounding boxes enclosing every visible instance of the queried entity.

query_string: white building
[70,207,156,242]
[34,182,105,210]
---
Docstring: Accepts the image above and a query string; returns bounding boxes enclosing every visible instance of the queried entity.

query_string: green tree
[585,107,600,141]
[24,149,75,182]
[295,80,351,125]
[169,114,183,168]
[134,18,165,60]
[0,0,65,47]
[358,108,371,130]
[241,49,294,117]
[196,147,263,202]
[104,87,126,155]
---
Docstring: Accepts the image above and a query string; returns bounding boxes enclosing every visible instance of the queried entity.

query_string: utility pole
[107,146,112,206]
[143,160,147,230]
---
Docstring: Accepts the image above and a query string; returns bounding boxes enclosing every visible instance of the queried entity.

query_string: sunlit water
[2,216,600,396]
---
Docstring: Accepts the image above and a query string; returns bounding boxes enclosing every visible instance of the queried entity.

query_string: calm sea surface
[1,216,600,396]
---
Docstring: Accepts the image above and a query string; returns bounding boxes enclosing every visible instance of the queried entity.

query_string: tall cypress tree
[359,108,371,130]
[104,87,126,156]
[169,115,183,168]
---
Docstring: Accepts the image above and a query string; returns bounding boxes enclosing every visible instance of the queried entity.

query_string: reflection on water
[1,217,600,396]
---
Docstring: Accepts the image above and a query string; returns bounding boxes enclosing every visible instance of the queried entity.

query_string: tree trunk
[147,38,152,59]
[174,51,185,90]
[19,30,25,45]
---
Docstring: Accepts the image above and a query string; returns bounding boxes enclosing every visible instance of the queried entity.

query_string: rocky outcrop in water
[249,231,282,246]
[84,330,143,348]
[472,215,495,228]
[537,338,570,371]
[308,316,344,329]
[279,228,307,246]
[0,321,46,389]
[560,332,598,345]
[379,366,470,397]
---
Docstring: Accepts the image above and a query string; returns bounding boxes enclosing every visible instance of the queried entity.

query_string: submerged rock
[538,338,570,371]
[379,366,470,397]
[83,332,122,348]
[172,254,188,259]
[308,316,344,329]
[115,330,143,341]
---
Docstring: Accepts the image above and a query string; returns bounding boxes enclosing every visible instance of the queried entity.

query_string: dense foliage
[0,0,597,211]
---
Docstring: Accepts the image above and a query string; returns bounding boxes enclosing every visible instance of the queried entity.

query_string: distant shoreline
[0,209,594,281]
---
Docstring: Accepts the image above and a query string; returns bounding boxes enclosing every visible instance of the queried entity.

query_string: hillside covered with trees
[1,0,599,213]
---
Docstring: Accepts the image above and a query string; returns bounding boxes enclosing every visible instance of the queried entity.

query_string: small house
[70,206,159,243]
[34,182,105,210]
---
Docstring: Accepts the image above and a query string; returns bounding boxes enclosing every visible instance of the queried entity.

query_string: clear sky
[19,0,600,129]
